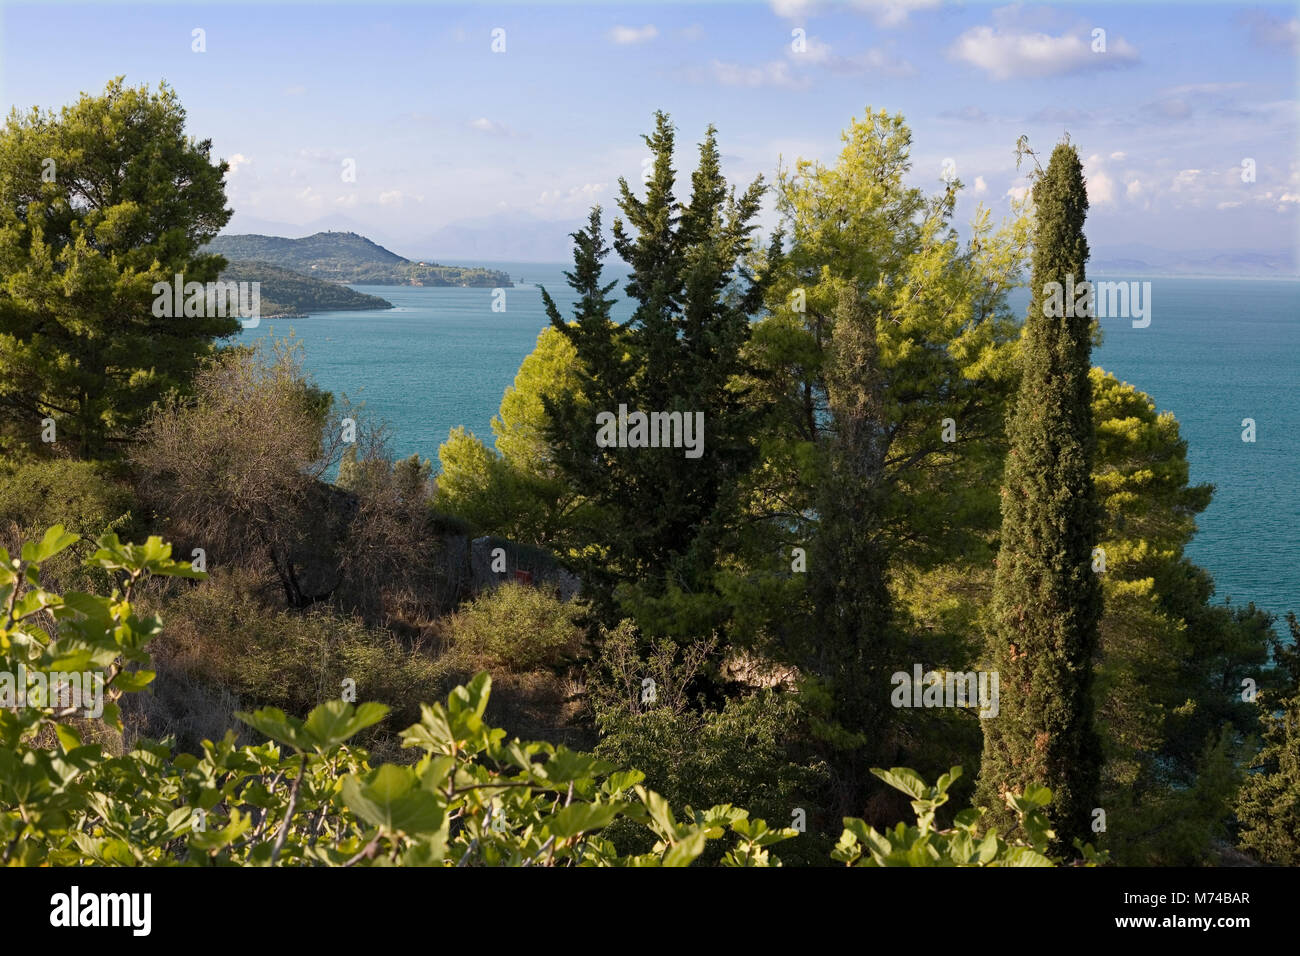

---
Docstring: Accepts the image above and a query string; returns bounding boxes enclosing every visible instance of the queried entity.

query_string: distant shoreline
[1090,271,1300,281]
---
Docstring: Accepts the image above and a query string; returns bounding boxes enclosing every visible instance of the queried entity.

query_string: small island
[218,259,394,318]
[206,231,513,289]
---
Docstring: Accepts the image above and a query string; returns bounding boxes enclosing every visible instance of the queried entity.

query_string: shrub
[587,622,830,862]
[132,337,361,608]
[834,766,1108,867]
[1236,611,1300,864]
[0,457,136,592]
[0,525,1081,868]
[152,567,455,749]
[0,527,796,866]
[443,582,586,672]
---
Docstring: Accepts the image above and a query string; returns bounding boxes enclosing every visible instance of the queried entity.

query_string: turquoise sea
[239,267,1299,621]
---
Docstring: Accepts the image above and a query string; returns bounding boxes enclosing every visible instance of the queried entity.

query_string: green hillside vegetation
[207,231,513,287]
[2,79,1295,869]
[219,259,393,317]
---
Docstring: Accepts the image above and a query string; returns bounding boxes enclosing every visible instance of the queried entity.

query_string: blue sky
[2,1,1297,265]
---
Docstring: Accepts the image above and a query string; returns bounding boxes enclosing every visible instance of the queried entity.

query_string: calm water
[239,268,1299,620]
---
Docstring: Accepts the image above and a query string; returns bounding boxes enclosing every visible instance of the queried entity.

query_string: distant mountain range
[404,212,594,264]
[206,232,513,288]
[1089,243,1298,278]
[215,219,1297,280]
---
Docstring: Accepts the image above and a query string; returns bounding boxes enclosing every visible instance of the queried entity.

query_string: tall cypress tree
[976,142,1103,850]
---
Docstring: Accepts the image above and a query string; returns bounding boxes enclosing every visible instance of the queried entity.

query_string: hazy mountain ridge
[206,232,513,287]
[1090,244,1298,278]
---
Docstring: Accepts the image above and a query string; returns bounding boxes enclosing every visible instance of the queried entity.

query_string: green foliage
[444,582,586,672]
[155,567,451,743]
[741,108,1029,817]
[1236,612,1300,864]
[541,115,767,619]
[587,622,829,861]
[1087,368,1265,863]
[834,766,1107,867]
[979,142,1103,849]
[0,77,235,458]
[219,259,392,316]
[434,325,596,547]
[0,528,799,866]
[0,458,137,592]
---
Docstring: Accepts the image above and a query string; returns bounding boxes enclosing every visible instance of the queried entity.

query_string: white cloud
[1110,151,1126,161]
[793,37,914,76]
[537,182,608,208]
[379,190,404,206]
[226,153,251,176]
[468,117,517,137]
[852,0,941,28]
[1159,82,1248,97]
[974,176,988,195]
[1126,179,1143,200]
[1217,201,1242,209]
[1171,169,1201,192]
[717,34,915,89]
[1006,185,1030,202]
[771,0,938,27]
[948,25,1138,80]
[1088,170,1116,205]
[610,24,658,45]
[770,0,818,17]
[1238,11,1300,55]
[708,59,807,89]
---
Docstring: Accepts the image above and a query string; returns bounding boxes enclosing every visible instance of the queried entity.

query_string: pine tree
[0,78,235,458]
[977,142,1103,850]
[542,113,765,622]
[749,109,1029,819]
[1236,612,1300,865]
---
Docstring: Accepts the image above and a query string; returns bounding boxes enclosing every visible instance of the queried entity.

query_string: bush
[1,525,1079,868]
[834,767,1108,867]
[443,582,586,672]
[0,457,136,592]
[587,622,830,863]
[1236,611,1300,864]
[132,337,360,608]
[0,527,798,866]
[152,567,455,750]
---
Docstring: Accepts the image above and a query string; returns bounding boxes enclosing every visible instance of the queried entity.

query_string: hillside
[219,260,393,317]
[207,231,513,287]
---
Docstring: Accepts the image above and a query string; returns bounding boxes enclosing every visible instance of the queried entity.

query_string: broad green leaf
[871,767,927,800]
[661,827,708,867]
[548,801,625,840]
[303,699,389,750]
[21,525,79,564]
[342,765,446,835]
